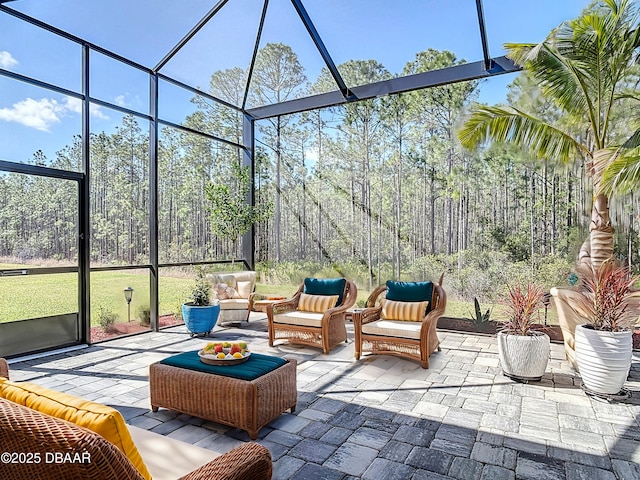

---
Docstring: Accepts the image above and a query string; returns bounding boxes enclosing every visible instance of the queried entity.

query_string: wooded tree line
[1,42,639,287]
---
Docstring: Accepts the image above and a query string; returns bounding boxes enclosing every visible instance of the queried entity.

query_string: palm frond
[505,41,591,122]
[601,126,640,194]
[457,105,588,163]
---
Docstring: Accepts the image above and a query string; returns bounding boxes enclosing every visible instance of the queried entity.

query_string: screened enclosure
[1,0,606,357]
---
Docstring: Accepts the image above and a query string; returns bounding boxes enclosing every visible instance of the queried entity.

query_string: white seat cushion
[361,319,422,339]
[273,311,324,327]
[129,425,221,480]
[219,299,249,309]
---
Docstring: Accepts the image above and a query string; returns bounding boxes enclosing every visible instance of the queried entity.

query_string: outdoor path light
[124,287,134,323]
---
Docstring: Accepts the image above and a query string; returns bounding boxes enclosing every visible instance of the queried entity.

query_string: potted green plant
[497,282,550,382]
[182,268,220,337]
[572,260,640,395]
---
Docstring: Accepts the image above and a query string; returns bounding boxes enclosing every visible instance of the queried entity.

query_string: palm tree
[458,0,640,270]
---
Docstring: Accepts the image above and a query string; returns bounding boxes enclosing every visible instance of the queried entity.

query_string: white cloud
[0,96,108,132]
[90,103,109,120]
[62,96,82,114]
[0,98,62,131]
[0,51,18,69]
[114,95,127,107]
[62,96,109,120]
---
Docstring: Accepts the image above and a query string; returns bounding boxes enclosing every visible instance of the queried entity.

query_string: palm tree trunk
[578,194,615,270]
[579,149,616,270]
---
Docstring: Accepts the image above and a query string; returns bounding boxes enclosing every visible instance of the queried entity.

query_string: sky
[0,0,592,164]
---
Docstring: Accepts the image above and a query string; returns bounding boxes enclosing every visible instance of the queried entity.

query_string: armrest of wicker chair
[365,285,387,308]
[179,442,272,480]
[269,295,301,316]
[353,305,382,326]
[419,283,447,355]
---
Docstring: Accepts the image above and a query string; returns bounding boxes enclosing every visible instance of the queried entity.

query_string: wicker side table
[149,357,297,440]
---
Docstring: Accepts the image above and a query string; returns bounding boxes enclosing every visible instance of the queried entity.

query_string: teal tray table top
[160,350,287,381]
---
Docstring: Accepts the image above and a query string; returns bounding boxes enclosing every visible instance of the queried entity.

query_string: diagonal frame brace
[290,0,355,101]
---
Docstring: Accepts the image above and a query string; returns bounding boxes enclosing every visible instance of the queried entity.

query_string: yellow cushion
[0,380,151,480]
[298,293,339,313]
[381,299,429,322]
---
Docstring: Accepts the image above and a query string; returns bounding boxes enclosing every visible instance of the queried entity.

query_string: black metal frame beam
[475,0,492,70]
[241,114,256,269]
[0,160,83,181]
[242,0,270,110]
[149,72,160,332]
[290,0,353,100]
[79,44,90,346]
[158,73,243,112]
[154,0,230,72]
[158,119,246,151]
[247,56,520,120]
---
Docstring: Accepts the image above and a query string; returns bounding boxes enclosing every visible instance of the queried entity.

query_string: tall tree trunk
[429,167,436,254]
[551,173,556,255]
[530,170,535,271]
[578,150,615,270]
[446,146,453,255]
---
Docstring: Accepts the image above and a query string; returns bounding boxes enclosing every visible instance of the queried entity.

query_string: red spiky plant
[575,260,640,332]
[501,283,546,336]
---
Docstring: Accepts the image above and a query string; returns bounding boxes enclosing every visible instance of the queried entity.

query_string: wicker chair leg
[268,326,275,347]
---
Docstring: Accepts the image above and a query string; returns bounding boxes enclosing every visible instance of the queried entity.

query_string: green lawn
[0,265,558,327]
[0,266,192,326]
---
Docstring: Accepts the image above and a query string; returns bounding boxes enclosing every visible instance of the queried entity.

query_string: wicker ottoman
[149,353,297,440]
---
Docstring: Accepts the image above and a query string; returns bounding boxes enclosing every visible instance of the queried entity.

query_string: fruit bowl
[199,341,251,366]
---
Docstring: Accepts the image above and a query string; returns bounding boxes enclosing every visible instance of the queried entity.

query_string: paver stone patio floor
[6,313,640,480]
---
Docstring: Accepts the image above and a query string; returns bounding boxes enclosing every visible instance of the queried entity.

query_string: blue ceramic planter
[182,303,220,336]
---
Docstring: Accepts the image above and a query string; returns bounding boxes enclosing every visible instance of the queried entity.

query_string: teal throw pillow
[386,281,433,313]
[304,277,347,306]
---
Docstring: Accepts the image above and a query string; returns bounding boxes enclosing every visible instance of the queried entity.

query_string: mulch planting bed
[91,315,183,342]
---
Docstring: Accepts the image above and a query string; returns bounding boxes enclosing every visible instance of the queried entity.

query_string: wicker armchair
[0,398,272,480]
[209,271,257,325]
[267,278,357,354]
[353,274,446,369]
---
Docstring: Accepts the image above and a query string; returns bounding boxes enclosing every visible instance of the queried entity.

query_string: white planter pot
[575,324,632,395]
[497,331,550,381]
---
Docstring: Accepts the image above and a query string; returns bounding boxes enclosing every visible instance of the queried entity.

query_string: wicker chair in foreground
[267,277,357,354]
[353,274,446,369]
